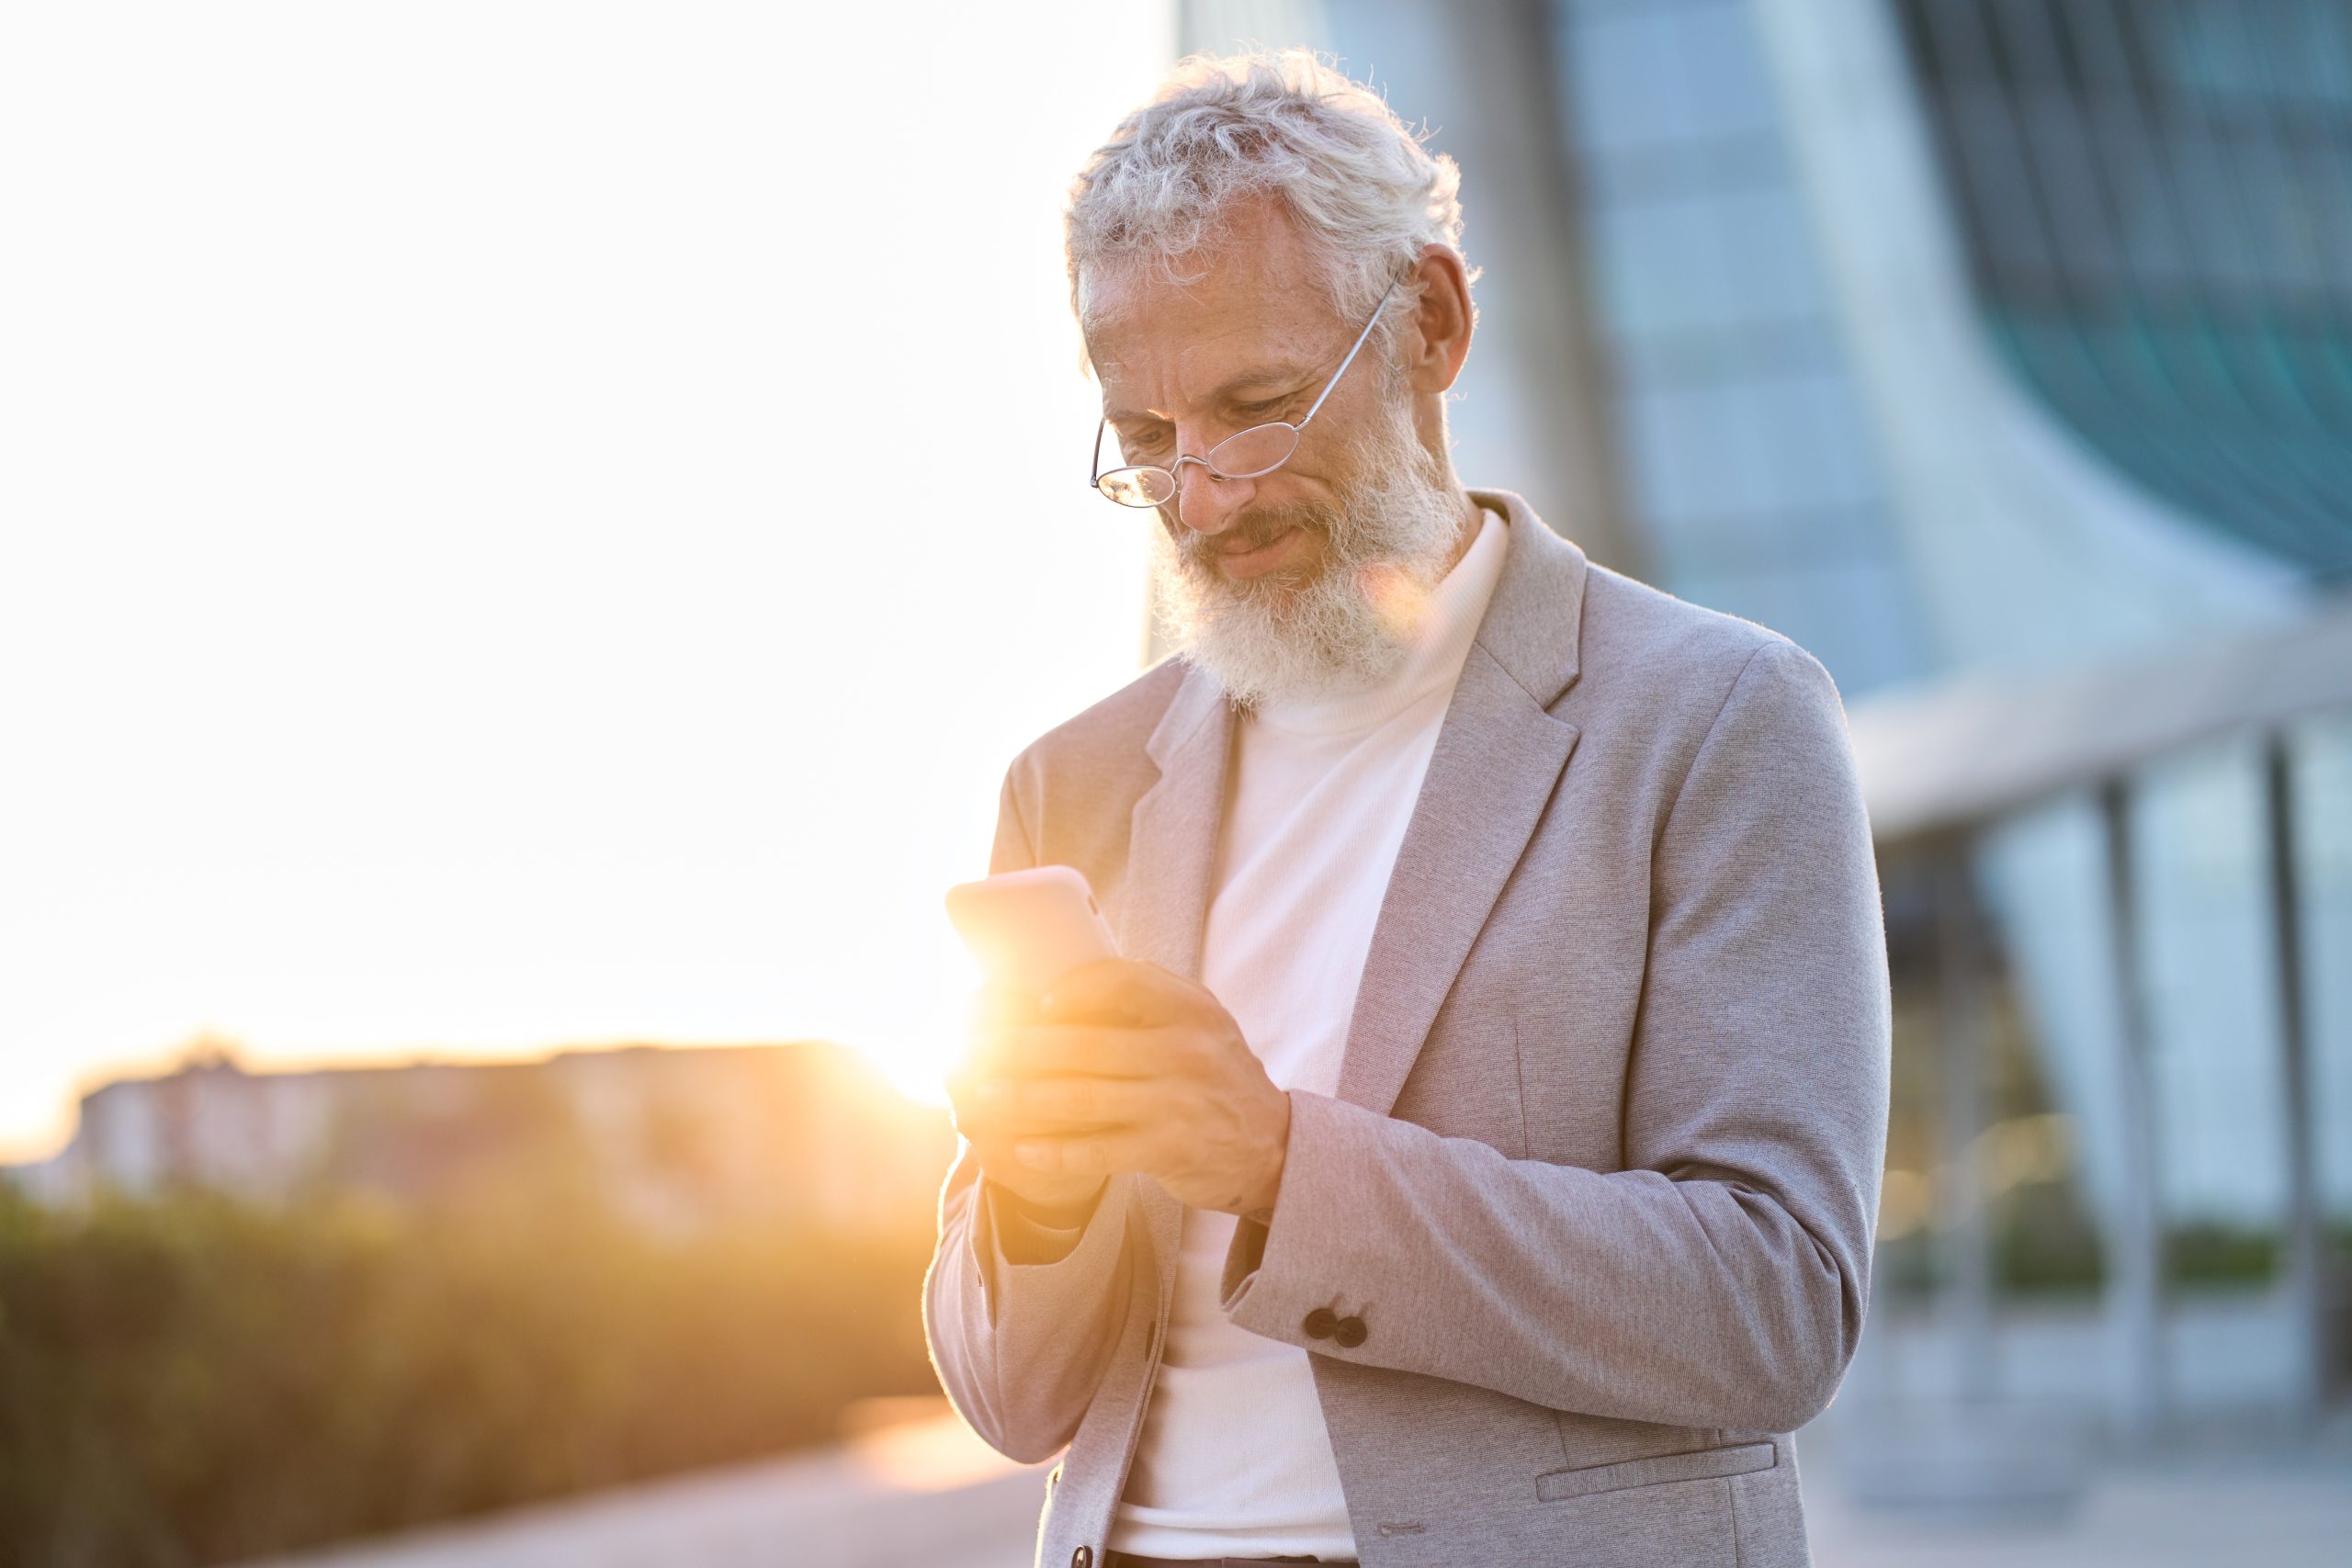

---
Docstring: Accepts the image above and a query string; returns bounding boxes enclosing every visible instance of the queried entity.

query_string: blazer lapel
[1121,659,1233,1303]
[1120,661,1232,978]
[1334,490,1590,1119]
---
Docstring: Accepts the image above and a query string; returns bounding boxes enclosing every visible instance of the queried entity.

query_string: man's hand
[946,986,1110,1218]
[944,959,1291,1220]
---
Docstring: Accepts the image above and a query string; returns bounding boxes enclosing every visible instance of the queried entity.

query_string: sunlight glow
[0,1,1175,1160]
[841,1396,1039,1490]
[1362,559,1437,642]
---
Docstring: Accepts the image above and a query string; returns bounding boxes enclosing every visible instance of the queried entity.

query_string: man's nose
[1172,457,1256,536]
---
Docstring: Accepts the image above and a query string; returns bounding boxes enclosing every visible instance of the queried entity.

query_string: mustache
[1170,506,1330,566]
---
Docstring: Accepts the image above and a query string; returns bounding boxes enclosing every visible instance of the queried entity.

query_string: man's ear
[1402,243,1475,396]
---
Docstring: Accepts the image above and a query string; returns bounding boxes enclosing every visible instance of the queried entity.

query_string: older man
[925,50,1889,1568]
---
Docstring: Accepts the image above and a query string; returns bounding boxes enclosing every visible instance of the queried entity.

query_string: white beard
[1148,396,1469,711]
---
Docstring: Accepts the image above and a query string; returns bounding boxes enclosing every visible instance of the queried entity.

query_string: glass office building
[1178,0,2351,1323]
[1550,0,1931,695]
[1896,0,2352,582]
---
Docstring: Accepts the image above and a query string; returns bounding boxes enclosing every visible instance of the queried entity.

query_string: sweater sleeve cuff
[989,1179,1096,1260]
[973,1174,1129,1326]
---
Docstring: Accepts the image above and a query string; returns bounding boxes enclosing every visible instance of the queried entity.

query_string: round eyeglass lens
[1207,422,1300,478]
[1098,467,1176,507]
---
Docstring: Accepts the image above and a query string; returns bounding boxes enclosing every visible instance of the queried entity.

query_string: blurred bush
[0,1182,940,1567]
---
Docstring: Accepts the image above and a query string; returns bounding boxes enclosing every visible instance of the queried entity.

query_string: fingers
[944,1068,1163,1190]
[967,1020,1182,1079]
[1037,958,1197,1027]
[949,1073,1165,1136]
[1002,1124,1162,1178]
[1052,1074,1169,1122]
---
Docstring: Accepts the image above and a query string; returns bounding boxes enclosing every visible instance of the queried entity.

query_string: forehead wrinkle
[1096,316,1327,423]
[1103,360,1316,424]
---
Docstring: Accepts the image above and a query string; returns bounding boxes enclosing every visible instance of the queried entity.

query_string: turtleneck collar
[1250,499,1510,739]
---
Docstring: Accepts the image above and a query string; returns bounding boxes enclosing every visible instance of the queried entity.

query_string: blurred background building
[1181,0,2352,1476]
[6,1039,954,1237]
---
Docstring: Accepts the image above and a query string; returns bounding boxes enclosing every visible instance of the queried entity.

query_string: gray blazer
[922,489,1891,1568]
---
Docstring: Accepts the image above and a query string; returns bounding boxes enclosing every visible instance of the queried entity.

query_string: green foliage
[1991,1176,2106,1294]
[0,1185,939,1567]
[1873,1184,2352,1301]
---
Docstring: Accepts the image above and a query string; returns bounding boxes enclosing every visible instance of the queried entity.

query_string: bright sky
[0,2,1178,1160]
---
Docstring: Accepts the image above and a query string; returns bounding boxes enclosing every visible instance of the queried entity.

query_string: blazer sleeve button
[1334,1314,1367,1348]
[1303,1307,1338,1339]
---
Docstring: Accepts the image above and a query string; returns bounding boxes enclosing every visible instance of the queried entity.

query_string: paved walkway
[243,1396,2352,1568]
[240,1400,1052,1568]
[1804,1420,2352,1566]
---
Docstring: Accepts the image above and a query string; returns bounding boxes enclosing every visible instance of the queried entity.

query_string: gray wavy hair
[1064,49,1473,366]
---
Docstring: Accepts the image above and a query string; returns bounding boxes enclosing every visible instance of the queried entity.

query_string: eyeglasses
[1089,276,1402,508]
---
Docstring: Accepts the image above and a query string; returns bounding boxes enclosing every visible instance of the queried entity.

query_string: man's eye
[1235,399,1283,418]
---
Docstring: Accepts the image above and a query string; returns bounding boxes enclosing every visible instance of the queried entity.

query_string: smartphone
[944,864,1121,995]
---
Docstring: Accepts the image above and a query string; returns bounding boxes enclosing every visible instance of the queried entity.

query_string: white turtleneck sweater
[1104,500,1510,1562]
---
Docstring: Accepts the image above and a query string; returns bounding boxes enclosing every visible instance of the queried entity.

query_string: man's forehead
[1084,259,1292,347]
[1088,298,1298,384]
[1083,280,1343,417]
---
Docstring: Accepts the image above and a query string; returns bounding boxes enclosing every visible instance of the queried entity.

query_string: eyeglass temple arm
[1297,276,1402,430]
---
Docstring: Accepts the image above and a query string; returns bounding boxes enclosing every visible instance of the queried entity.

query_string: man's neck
[1434,489,1484,580]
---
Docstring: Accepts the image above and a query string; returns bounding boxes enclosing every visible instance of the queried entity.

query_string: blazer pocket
[1535,1440,1776,1503]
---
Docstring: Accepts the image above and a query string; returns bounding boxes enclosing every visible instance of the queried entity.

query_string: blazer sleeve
[1215,639,1892,1435]
[920,760,1143,1463]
